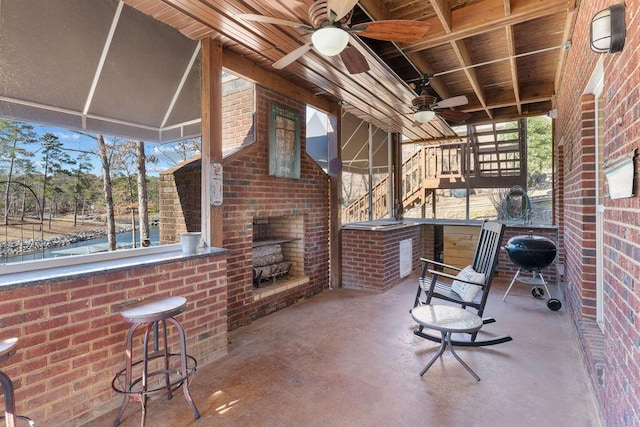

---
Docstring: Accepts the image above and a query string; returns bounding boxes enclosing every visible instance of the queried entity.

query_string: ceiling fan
[237,0,430,74]
[409,76,471,125]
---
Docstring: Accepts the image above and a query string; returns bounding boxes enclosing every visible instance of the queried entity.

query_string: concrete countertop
[345,218,557,230]
[341,220,420,231]
[0,246,227,289]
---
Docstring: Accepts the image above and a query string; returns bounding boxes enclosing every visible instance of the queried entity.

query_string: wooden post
[392,132,403,219]
[201,38,223,247]
[327,103,342,289]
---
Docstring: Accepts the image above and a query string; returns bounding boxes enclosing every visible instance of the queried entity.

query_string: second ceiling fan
[409,75,472,125]
[238,0,430,74]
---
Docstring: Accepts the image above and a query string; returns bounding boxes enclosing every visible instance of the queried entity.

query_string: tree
[39,133,74,228]
[70,131,120,250]
[526,117,553,187]
[152,137,201,167]
[134,141,153,247]
[72,152,94,226]
[96,135,117,250]
[0,120,37,225]
[111,139,141,247]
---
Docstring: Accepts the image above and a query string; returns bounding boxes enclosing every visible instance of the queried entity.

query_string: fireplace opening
[252,215,304,288]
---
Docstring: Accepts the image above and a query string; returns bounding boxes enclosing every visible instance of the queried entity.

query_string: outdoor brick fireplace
[160,84,330,331]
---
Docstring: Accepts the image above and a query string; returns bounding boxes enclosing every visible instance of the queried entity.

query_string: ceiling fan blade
[273,43,313,69]
[340,45,369,74]
[350,20,430,43]
[433,95,468,109]
[237,14,313,31]
[437,109,472,123]
[327,0,358,22]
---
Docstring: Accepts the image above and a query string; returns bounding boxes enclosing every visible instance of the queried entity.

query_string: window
[0,73,255,267]
[0,120,196,264]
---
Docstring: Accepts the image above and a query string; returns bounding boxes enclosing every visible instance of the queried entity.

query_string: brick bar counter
[341,221,423,292]
[341,219,559,292]
[0,246,228,426]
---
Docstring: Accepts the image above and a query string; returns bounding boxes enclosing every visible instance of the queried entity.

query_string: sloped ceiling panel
[0,0,201,143]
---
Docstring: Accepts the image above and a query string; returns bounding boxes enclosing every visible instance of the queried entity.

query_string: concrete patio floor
[90,273,603,427]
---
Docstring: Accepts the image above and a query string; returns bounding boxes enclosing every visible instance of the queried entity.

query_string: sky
[14,107,328,178]
[32,124,186,177]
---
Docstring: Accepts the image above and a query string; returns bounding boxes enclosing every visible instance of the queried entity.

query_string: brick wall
[420,223,436,262]
[0,253,228,426]
[562,94,599,319]
[553,122,565,282]
[159,160,202,243]
[555,1,640,424]
[222,75,255,150]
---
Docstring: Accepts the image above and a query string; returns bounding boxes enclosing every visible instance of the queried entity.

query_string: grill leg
[537,271,553,297]
[502,268,521,301]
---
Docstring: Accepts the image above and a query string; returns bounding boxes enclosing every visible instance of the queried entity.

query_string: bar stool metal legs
[1,338,35,427]
[112,297,200,427]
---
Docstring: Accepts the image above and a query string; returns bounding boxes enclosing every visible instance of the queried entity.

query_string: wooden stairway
[342,120,527,223]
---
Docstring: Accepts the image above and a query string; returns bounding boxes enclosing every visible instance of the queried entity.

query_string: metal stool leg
[1,371,17,427]
[113,323,140,427]
[159,320,172,400]
[0,372,35,427]
[168,318,200,419]
[139,323,154,427]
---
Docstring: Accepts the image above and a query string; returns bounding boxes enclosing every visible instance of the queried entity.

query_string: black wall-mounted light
[590,3,626,53]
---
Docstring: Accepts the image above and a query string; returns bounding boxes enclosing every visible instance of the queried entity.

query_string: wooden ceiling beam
[466,109,552,126]
[356,0,392,20]
[553,5,579,106]
[451,39,491,119]
[358,0,451,100]
[127,0,574,133]
[222,49,333,113]
[505,26,522,115]
[503,0,511,16]
[463,95,552,113]
[502,0,521,115]
[403,0,572,54]
[429,0,452,33]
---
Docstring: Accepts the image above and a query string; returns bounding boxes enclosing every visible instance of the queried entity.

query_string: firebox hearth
[253,239,292,286]
[252,215,304,288]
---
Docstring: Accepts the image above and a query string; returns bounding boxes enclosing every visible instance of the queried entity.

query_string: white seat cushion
[451,265,486,302]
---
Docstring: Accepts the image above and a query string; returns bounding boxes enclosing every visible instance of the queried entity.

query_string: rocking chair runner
[412,220,513,347]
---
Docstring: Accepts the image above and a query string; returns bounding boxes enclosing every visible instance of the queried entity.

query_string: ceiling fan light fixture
[414,109,436,123]
[312,27,349,56]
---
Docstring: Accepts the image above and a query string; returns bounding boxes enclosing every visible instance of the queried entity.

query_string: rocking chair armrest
[425,268,488,288]
[419,258,462,273]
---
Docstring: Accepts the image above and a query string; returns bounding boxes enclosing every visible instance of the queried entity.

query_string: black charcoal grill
[502,231,562,311]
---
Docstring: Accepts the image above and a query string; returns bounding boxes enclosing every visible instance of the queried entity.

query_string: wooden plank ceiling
[123,0,578,143]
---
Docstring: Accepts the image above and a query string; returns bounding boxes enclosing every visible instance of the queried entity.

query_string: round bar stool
[111,296,200,427]
[0,338,35,427]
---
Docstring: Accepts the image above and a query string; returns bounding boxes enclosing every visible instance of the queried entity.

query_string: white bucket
[180,232,202,255]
